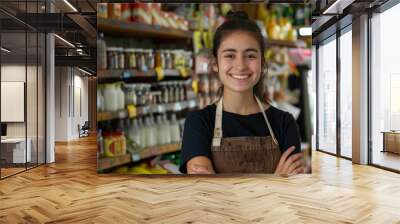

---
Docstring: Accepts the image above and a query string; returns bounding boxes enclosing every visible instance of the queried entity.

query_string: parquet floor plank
[0,136,399,223]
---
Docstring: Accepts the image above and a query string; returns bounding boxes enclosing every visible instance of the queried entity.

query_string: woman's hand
[274,146,304,177]
[187,156,215,174]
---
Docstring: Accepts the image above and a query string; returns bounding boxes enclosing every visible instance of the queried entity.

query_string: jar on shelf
[135,84,144,106]
[107,3,121,20]
[136,49,147,71]
[107,47,118,69]
[121,3,132,22]
[160,82,169,104]
[97,3,108,19]
[124,83,137,105]
[114,130,127,156]
[156,50,165,69]
[164,50,173,70]
[142,84,151,105]
[103,131,116,157]
[168,82,175,103]
[179,81,185,101]
[174,82,181,102]
[103,83,119,112]
[117,47,125,69]
[124,48,136,69]
[146,49,155,69]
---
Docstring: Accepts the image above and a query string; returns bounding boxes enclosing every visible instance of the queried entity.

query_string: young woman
[179,11,304,175]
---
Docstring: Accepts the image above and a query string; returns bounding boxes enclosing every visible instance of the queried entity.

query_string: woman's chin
[225,84,254,94]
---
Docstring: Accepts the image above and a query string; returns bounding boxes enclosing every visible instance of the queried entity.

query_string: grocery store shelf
[98,69,154,79]
[266,39,299,48]
[97,69,189,83]
[97,143,181,171]
[97,109,128,122]
[97,154,132,171]
[132,143,181,162]
[97,99,198,122]
[98,18,193,40]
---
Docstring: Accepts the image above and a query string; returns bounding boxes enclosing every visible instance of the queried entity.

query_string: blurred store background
[96,3,312,174]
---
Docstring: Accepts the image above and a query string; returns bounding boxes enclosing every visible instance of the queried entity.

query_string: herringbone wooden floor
[1,136,400,224]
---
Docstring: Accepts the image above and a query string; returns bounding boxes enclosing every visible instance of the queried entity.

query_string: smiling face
[213,31,263,94]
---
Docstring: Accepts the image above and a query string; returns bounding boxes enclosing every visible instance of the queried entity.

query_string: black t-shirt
[179,104,301,173]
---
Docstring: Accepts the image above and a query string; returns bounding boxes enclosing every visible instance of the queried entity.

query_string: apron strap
[255,97,279,146]
[212,97,223,147]
[212,96,279,147]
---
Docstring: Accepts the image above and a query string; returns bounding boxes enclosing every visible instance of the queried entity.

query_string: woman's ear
[212,58,218,73]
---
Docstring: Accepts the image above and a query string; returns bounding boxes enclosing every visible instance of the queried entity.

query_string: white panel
[1,82,25,122]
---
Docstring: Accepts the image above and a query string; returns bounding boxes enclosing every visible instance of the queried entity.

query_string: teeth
[231,74,250,80]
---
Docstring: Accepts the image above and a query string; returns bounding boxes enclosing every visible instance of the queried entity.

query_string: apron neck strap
[212,97,224,147]
[254,97,279,146]
[212,96,279,147]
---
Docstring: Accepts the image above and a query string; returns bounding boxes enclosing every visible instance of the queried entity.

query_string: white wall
[54,67,89,141]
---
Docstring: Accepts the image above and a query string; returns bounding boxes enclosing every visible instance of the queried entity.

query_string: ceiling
[0,0,96,72]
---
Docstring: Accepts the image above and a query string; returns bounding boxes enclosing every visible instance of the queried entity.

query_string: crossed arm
[187,146,304,176]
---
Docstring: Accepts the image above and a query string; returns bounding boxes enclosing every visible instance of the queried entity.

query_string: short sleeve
[179,111,213,173]
[281,112,301,155]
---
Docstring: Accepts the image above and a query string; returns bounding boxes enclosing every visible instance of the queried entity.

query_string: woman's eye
[247,54,257,59]
[224,54,234,59]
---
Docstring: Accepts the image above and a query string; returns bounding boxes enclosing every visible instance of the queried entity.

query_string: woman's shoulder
[185,104,216,125]
[266,105,295,123]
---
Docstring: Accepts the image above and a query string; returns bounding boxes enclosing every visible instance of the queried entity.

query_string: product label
[155,66,164,81]
[127,104,137,118]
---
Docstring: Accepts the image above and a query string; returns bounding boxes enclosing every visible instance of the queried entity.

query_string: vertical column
[46,1,55,163]
[352,14,369,164]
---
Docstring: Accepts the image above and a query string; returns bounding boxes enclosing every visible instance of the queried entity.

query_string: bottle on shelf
[148,115,157,147]
[170,114,181,143]
[103,83,119,112]
[116,83,125,110]
[127,119,141,149]
[97,33,107,70]
[156,115,165,145]
[138,117,146,148]
[162,114,172,145]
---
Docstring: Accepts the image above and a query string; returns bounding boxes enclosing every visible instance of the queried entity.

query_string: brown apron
[211,97,282,173]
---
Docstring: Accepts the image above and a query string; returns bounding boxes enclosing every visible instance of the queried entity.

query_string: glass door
[339,27,352,159]
[370,3,400,171]
[317,35,337,155]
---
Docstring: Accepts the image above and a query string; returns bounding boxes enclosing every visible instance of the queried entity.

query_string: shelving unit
[266,39,300,48]
[98,18,193,39]
[97,99,198,122]
[97,143,181,171]
[97,15,196,174]
[97,69,190,83]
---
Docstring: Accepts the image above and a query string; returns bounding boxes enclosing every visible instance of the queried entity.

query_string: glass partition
[339,28,352,158]
[317,36,337,155]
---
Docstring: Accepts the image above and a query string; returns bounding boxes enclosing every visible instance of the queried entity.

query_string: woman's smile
[229,73,252,80]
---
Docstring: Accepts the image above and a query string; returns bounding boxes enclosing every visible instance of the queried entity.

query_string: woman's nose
[234,55,247,70]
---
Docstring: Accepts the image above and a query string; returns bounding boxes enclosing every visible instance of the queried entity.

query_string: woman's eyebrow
[221,48,259,53]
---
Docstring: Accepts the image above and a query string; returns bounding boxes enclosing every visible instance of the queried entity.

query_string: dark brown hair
[213,10,269,104]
